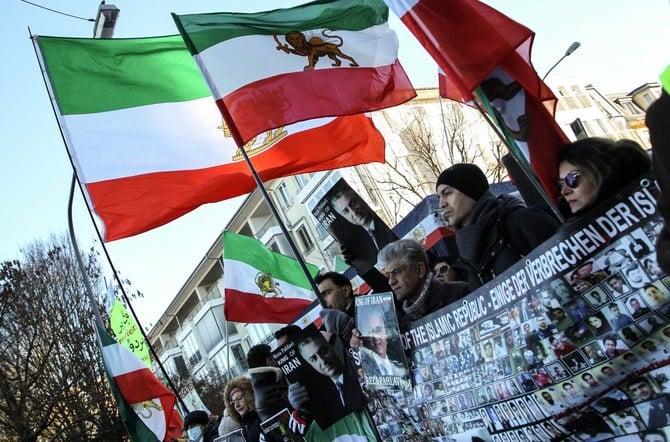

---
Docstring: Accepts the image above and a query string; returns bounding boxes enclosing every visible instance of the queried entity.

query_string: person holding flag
[436,163,559,290]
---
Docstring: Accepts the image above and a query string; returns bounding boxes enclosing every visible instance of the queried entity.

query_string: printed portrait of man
[357,307,408,378]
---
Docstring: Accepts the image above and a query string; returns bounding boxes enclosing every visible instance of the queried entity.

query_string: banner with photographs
[355,292,412,391]
[311,178,397,275]
[271,324,367,431]
[393,176,670,441]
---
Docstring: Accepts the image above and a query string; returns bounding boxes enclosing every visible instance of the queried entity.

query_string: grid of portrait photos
[394,217,670,441]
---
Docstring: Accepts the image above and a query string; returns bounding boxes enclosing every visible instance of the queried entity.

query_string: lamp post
[93,1,120,38]
[542,41,581,81]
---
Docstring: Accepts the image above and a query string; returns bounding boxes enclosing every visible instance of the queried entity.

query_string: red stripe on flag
[224,288,313,324]
[218,61,416,143]
[88,115,384,241]
[114,368,175,405]
[398,0,532,102]
[425,227,453,249]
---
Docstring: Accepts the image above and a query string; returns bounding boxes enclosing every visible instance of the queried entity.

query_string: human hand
[288,382,310,412]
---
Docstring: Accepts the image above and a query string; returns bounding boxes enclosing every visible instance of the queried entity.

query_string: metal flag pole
[218,107,326,306]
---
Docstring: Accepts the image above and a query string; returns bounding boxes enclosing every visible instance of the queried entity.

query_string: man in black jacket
[436,163,559,290]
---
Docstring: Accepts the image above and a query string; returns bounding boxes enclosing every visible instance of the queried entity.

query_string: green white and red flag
[173,0,416,144]
[35,35,386,242]
[386,0,568,199]
[97,325,182,441]
[223,231,319,324]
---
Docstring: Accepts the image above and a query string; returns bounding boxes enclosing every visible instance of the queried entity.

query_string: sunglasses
[435,265,450,275]
[556,171,580,190]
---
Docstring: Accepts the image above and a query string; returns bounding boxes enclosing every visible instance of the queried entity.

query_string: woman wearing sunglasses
[557,137,650,222]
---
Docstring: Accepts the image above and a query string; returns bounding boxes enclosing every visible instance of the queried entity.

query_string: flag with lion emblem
[223,231,319,323]
[97,325,182,441]
[172,0,416,144]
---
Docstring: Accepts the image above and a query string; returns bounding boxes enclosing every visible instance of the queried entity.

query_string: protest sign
[394,175,670,440]
[260,408,304,442]
[311,178,397,275]
[355,292,411,391]
[271,324,366,430]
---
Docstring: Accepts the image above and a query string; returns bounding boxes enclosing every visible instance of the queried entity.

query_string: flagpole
[217,107,325,306]
[469,89,564,222]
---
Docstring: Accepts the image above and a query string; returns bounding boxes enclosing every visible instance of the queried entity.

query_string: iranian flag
[386,0,568,198]
[173,0,416,144]
[97,325,182,441]
[36,35,386,242]
[223,231,319,324]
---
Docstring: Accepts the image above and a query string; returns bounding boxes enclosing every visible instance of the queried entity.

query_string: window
[232,344,248,371]
[642,93,655,105]
[196,309,224,353]
[276,182,293,208]
[294,174,310,188]
[182,333,202,368]
[296,225,314,251]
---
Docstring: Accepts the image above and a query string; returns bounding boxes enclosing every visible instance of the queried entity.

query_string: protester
[352,239,469,333]
[223,376,263,442]
[436,163,559,290]
[182,410,219,442]
[432,256,461,282]
[315,271,356,343]
[646,81,670,273]
[556,137,651,222]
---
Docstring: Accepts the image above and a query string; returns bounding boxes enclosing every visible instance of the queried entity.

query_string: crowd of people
[178,109,670,442]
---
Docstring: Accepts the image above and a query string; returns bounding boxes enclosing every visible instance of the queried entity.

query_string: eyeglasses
[435,265,450,275]
[556,171,580,190]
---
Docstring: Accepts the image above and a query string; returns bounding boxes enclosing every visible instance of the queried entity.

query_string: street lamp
[93,1,120,38]
[542,41,581,81]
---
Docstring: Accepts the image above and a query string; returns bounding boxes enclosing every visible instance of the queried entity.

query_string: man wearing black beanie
[436,163,559,290]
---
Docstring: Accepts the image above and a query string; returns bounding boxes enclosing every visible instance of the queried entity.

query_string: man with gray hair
[352,239,469,339]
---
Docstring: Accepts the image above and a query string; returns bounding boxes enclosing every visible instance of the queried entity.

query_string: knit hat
[183,410,209,430]
[436,163,489,201]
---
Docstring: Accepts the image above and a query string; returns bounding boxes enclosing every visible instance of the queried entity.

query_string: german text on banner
[386,0,567,197]
[173,0,416,144]
[97,325,182,441]
[36,35,386,242]
[223,231,318,324]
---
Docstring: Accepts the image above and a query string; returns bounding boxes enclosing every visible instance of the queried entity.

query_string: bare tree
[0,236,127,441]
[374,98,506,223]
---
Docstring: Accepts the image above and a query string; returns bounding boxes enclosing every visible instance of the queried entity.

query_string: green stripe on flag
[223,231,318,290]
[37,35,210,115]
[173,0,388,54]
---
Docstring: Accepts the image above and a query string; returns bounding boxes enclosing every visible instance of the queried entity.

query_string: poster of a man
[313,179,397,276]
[356,293,410,390]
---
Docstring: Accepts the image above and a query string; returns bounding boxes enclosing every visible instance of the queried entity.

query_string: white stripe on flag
[102,342,147,377]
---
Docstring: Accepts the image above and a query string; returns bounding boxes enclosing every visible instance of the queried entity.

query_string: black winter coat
[454,192,559,291]
[248,367,290,421]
